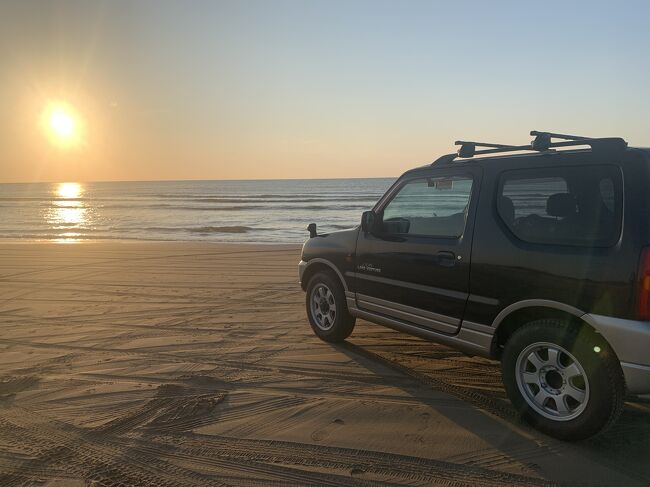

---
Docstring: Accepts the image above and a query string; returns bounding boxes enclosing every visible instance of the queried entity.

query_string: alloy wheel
[515,342,590,421]
[310,284,337,330]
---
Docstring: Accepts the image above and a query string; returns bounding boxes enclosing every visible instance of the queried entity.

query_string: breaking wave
[187,226,252,234]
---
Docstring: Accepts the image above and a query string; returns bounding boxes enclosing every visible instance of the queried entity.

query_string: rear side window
[497,165,623,246]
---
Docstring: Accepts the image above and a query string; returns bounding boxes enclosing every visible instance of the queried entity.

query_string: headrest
[498,196,515,224]
[547,193,576,218]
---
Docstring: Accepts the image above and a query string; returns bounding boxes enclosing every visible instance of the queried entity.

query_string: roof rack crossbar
[454,140,519,149]
[529,131,628,152]
[462,144,532,155]
[430,131,627,166]
[452,139,523,159]
[530,131,592,141]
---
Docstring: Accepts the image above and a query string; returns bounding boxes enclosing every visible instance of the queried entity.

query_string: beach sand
[0,242,648,486]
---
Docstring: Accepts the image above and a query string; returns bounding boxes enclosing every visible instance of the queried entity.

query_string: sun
[42,102,83,148]
[50,109,75,139]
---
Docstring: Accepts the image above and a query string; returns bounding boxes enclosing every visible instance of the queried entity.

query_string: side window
[381,175,473,238]
[498,165,623,246]
[502,177,568,221]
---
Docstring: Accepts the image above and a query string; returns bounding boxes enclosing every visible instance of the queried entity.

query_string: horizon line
[0,175,400,185]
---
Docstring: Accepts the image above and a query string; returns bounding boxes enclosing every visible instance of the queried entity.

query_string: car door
[354,167,480,334]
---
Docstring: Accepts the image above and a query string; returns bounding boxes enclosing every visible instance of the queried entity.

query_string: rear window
[497,165,623,247]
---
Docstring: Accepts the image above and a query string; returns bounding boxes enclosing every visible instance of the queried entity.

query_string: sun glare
[42,102,82,148]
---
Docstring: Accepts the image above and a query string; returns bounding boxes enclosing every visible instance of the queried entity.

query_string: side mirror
[361,211,376,233]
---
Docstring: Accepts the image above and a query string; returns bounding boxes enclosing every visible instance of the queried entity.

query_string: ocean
[0,178,395,243]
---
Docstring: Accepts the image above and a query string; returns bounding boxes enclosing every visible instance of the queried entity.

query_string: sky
[1,0,649,183]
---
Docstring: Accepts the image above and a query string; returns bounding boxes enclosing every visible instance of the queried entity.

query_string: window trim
[375,172,476,240]
[496,164,624,248]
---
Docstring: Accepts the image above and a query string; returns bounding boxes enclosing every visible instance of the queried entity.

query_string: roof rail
[431,131,627,165]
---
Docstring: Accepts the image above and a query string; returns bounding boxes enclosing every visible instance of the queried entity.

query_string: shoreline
[0,238,306,246]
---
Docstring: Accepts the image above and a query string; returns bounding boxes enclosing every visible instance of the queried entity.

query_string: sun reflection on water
[57,182,82,199]
[46,182,87,242]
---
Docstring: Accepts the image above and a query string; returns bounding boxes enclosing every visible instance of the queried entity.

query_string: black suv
[299,131,650,441]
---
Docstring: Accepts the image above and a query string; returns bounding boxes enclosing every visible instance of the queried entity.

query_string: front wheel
[305,271,355,342]
[501,319,625,441]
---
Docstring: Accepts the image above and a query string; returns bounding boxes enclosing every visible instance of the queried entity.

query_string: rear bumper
[621,362,650,395]
[585,313,650,394]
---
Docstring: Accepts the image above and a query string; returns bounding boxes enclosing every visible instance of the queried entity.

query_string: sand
[0,242,648,486]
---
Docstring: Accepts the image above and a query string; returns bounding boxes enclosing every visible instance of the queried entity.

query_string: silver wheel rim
[515,342,590,422]
[310,283,337,330]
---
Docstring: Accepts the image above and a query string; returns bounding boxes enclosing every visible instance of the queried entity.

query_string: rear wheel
[501,319,624,441]
[305,271,355,342]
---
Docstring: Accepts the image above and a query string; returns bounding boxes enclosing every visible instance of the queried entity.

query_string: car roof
[401,146,650,178]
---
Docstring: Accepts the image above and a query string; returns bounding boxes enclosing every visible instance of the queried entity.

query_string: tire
[501,319,625,441]
[305,271,356,343]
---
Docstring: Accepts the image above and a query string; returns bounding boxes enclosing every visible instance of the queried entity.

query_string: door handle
[437,251,456,267]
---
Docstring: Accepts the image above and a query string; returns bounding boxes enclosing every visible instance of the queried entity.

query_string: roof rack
[431,131,627,165]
